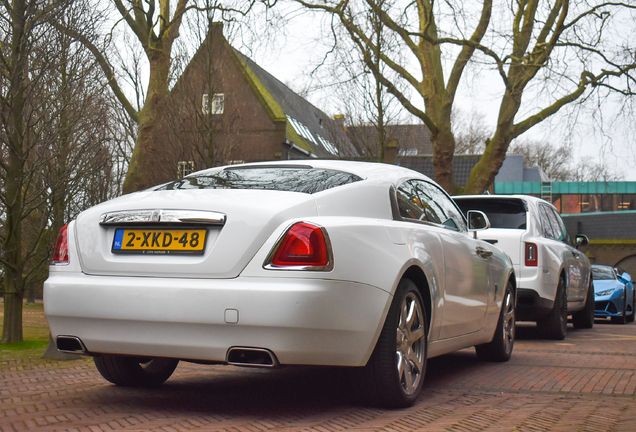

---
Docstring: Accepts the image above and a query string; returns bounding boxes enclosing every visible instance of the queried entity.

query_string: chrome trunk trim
[99,210,226,226]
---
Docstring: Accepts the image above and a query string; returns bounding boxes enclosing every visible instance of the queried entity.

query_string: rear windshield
[154,166,362,194]
[592,266,616,280]
[454,198,527,229]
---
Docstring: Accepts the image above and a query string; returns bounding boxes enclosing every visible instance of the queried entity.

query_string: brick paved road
[1,320,635,431]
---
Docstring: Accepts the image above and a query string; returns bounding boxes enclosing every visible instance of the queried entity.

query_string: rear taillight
[525,242,538,267]
[266,222,332,270]
[52,224,69,264]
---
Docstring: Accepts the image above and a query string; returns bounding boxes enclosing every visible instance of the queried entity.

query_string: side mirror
[575,235,589,248]
[467,210,491,238]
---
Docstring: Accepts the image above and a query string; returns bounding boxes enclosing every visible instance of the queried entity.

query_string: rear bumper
[513,262,560,321]
[515,288,555,321]
[44,272,390,367]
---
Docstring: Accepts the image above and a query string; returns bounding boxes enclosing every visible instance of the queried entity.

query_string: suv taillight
[525,242,538,267]
[266,222,331,269]
[52,224,69,264]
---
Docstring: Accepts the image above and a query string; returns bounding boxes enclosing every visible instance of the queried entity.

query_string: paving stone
[2,317,636,431]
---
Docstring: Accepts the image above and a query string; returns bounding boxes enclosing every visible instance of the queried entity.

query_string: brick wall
[563,212,636,275]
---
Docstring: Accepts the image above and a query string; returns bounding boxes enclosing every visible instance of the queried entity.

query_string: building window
[286,115,318,144]
[316,135,339,156]
[178,161,195,178]
[620,194,636,210]
[398,148,418,156]
[202,93,225,114]
[202,94,209,113]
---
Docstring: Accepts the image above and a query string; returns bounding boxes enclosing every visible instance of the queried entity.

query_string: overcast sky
[239,9,636,182]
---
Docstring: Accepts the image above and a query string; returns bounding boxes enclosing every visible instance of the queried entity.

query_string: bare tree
[290,0,636,193]
[508,139,624,182]
[508,140,574,181]
[54,0,267,193]
[1,0,66,343]
[452,109,491,155]
[569,156,624,182]
[1,0,123,342]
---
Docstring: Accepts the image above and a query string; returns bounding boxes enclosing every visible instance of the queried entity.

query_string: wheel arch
[559,268,567,288]
[507,269,517,302]
[402,265,432,332]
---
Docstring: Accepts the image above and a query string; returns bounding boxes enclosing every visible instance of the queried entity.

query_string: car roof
[455,194,536,200]
[197,160,434,185]
[453,194,553,206]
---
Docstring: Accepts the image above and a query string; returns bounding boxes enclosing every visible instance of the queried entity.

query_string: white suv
[454,195,594,340]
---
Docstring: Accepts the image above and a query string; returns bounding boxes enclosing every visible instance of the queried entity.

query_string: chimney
[333,114,346,132]
[383,139,398,164]
[208,21,224,39]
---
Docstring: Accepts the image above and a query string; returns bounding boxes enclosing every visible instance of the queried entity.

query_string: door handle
[476,247,493,258]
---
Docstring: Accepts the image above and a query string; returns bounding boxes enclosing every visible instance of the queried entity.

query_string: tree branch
[51,21,140,123]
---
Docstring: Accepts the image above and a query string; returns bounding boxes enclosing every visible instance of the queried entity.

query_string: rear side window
[413,181,466,231]
[154,166,362,194]
[541,205,573,245]
[396,180,466,231]
[538,205,559,239]
[454,198,527,229]
[397,182,426,220]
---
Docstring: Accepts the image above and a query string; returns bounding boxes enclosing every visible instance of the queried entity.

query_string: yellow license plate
[112,228,206,255]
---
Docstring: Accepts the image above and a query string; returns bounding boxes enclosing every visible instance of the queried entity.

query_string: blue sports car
[593,265,635,324]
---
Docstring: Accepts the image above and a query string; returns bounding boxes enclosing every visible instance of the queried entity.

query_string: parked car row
[42,161,615,409]
[453,194,595,340]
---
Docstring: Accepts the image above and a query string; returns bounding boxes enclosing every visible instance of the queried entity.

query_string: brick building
[152,23,358,182]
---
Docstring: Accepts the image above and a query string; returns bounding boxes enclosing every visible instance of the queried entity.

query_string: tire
[356,278,427,408]
[572,278,595,329]
[94,355,179,387]
[611,291,627,324]
[626,290,635,323]
[537,277,567,340]
[476,281,515,362]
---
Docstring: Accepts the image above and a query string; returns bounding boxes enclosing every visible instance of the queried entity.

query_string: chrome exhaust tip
[226,347,279,367]
[56,336,87,354]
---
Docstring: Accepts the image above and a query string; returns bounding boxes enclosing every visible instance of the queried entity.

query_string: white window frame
[202,93,224,114]
[202,94,209,114]
[178,161,195,178]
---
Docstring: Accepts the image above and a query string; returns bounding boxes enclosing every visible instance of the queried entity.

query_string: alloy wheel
[396,292,426,395]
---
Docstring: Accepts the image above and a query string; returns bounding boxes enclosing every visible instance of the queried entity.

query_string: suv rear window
[154,166,362,194]
[454,198,527,229]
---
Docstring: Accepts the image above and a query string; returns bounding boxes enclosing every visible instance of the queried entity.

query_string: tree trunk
[464,89,521,194]
[122,50,172,193]
[464,133,511,194]
[1,288,23,344]
[430,126,458,194]
[2,0,27,344]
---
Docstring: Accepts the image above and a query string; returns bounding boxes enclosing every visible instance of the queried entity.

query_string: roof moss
[233,52,286,123]
[285,123,314,154]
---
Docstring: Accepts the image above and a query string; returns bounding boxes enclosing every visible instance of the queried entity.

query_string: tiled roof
[233,51,358,158]
[347,124,432,157]
[562,211,636,239]
[398,155,481,186]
